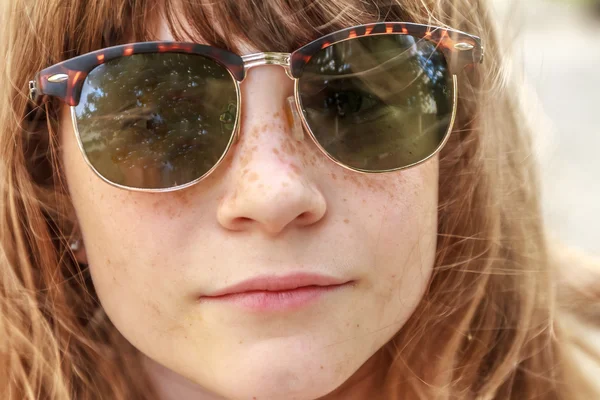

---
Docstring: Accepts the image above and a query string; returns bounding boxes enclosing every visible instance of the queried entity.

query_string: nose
[216,66,327,235]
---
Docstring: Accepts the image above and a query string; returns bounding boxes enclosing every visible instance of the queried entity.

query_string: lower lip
[199,284,350,312]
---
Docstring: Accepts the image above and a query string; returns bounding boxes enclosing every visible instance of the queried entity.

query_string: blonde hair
[1,0,599,398]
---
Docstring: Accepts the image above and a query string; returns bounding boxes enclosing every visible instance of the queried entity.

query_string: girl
[1,0,599,399]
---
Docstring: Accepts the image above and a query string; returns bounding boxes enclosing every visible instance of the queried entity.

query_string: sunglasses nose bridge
[241,52,294,80]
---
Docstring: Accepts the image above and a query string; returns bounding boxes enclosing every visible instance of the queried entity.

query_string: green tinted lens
[298,34,454,171]
[74,53,238,189]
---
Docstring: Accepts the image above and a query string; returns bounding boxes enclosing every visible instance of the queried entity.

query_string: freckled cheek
[345,160,438,215]
[382,159,439,212]
[355,160,438,281]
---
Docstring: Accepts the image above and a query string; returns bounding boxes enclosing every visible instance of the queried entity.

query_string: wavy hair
[1,0,599,398]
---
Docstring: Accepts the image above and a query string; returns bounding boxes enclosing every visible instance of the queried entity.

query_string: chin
[193,349,355,400]
[219,360,347,400]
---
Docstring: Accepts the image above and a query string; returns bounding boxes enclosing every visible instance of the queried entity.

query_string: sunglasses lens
[73,53,238,189]
[298,34,454,171]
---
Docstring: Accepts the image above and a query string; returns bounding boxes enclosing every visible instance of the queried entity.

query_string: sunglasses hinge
[28,80,38,102]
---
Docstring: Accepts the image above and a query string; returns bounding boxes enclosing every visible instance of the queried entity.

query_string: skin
[60,20,439,400]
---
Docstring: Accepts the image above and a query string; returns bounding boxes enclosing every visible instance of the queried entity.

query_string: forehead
[156,15,261,55]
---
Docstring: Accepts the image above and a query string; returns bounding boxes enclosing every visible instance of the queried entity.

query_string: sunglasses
[29,22,483,192]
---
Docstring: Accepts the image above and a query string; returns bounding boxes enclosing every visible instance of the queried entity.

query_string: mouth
[198,272,354,312]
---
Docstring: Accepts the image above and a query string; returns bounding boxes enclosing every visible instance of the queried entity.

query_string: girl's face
[60,20,439,400]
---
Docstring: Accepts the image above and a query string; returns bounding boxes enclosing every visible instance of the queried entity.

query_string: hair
[1,0,599,398]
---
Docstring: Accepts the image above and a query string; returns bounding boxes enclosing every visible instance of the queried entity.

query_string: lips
[201,272,351,298]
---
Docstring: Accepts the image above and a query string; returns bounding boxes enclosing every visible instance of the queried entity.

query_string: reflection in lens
[74,53,238,189]
[298,34,454,171]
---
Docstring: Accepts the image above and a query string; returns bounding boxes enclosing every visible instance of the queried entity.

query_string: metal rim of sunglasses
[30,21,482,192]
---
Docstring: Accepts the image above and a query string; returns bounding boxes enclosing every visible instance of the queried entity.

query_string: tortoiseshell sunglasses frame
[29,22,483,193]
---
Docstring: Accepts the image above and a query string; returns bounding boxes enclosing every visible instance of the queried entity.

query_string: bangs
[54,0,416,59]
[159,0,411,53]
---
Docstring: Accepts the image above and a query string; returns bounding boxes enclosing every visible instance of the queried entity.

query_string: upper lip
[202,273,351,297]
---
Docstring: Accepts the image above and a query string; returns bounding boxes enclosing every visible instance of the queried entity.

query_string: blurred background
[491,0,600,256]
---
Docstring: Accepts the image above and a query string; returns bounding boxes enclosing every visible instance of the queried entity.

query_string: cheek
[348,158,438,326]
[342,155,438,258]
[59,106,184,329]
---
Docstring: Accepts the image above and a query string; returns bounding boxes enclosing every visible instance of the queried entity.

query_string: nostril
[230,217,253,230]
[296,211,319,225]
[297,212,311,220]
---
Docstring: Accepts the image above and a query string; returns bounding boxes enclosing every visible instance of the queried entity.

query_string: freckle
[107,258,111,265]
[281,141,292,155]
[273,111,280,118]
[351,177,362,187]
[174,190,190,206]
[320,365,324,369]
[331,173,337,180]
[251,145,258,152]
[356,324,360,328]
[240,151,254,168]
[272,148,280,155]
[391,274,396,278]
[262,123,268,132]
[343,198,347,202]
[343,218,349,224]
[248,172,259,182]
[362,199,366,204]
